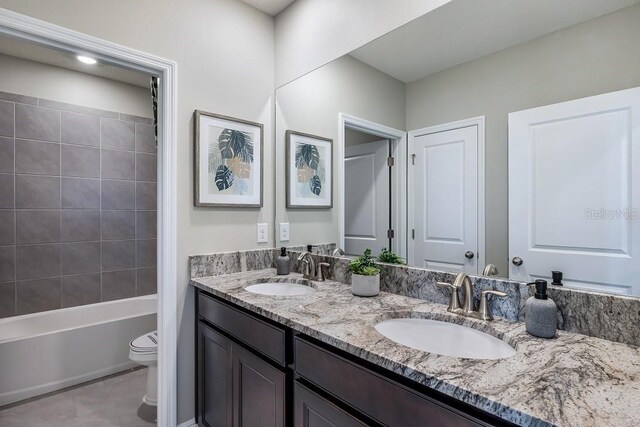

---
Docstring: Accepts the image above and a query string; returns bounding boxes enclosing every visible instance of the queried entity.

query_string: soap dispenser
[276,247,290,275]
[525,279,557,338]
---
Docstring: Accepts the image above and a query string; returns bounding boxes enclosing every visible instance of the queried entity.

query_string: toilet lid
[130,331,158,354]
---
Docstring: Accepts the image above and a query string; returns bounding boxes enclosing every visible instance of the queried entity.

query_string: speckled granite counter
[190,269,640,427]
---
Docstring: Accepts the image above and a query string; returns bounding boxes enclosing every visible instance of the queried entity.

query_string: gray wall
[0,90,156,318]
[276,55,405,247]
[406,4,640,274]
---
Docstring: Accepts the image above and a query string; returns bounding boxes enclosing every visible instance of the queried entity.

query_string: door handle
[512,256,523,266]
[464,251,474,260]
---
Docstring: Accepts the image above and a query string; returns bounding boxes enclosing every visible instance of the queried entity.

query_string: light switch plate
[279,223,290,242]
[257,223,268,243]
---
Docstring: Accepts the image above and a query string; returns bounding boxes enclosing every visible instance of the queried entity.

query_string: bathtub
[0,295,157,406]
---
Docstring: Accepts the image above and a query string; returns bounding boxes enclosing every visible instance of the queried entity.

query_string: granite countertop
[191,269,640,427]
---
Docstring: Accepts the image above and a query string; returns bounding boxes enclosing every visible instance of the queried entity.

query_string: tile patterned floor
[0,368,156,426]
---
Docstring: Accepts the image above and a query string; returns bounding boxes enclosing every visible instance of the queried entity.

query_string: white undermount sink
[375,318,516,360]
[244,282,315,296]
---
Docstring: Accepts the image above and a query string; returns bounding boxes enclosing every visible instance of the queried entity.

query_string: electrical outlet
[279,223,290,242]
[257,223,268,243]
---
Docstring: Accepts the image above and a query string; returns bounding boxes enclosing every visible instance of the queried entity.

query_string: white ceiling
[350,0,640,83]
[238,0,295,16]
[0,34,150,88]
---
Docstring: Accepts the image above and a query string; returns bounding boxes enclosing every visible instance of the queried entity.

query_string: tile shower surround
[0,91,157,318]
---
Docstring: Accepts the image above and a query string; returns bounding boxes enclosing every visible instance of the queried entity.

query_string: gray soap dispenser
[276,247,290,275]
[525,279,557,338]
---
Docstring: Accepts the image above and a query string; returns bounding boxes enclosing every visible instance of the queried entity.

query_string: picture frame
[286,130,333,209]
[194,110,263,207]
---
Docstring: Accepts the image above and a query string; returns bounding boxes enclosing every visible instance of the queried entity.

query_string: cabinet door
[294,382,368,427]
[233,344,286,427]
[198,323,233,427]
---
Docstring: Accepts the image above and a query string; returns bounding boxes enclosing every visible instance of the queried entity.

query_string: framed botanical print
[194,110,263,207]
[286,130,333,209]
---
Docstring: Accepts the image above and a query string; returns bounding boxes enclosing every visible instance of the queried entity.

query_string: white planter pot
[351,273,380,297]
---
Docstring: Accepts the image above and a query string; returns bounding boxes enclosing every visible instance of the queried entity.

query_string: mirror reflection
[275,0,640,296]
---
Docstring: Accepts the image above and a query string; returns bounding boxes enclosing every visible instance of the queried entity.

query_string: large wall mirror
[275,0,640,296]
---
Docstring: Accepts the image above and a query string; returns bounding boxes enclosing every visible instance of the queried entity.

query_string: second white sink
[245,282,315,296]
[375,318,516,360]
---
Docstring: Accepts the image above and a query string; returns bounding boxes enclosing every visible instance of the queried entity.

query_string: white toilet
[129,331,158,406]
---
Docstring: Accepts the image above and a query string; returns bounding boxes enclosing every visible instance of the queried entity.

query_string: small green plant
[349,249,381,276]
[377,248,406,265]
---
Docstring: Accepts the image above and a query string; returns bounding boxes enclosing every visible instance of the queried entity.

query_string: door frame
[338,113,407,258]
[407,116,486,271]
[0,9,179,426]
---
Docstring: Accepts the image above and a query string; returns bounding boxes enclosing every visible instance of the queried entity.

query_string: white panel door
[411,126,478,273]
[509,86,640,295]
[344,140,390,256]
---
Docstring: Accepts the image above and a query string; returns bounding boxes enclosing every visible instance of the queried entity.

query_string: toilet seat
[129,331,158,364]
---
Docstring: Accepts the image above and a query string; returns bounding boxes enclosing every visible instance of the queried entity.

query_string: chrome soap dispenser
[525,279,557,338]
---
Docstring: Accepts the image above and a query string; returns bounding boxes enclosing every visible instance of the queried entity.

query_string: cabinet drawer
[295,337,487,427]
[199,292,287,365]
[294,382,368,427]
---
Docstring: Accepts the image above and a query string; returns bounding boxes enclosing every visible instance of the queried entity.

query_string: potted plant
[377,248,406,265]
[348,249,381,296]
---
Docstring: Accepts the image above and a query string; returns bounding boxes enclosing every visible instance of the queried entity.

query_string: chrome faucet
[297,252,331,281]
[482,264,498,276]
[437,273,507,320]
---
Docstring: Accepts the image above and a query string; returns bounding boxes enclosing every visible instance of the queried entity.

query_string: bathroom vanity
[191,264,640,427]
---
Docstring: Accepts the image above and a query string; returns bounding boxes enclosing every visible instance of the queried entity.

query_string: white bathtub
[0,295,157,406]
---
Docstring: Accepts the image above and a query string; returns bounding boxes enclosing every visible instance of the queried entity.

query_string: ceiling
[0,34,150,88]
[350,0,640,83]
[238,0,295,16]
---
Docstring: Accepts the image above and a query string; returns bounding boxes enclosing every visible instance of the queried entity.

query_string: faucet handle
[317,262,330,281]
[436,281,462,311]
[478,290,507,320]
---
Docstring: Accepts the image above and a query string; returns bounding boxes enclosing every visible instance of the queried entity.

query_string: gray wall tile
[135,123,156,153]
[0,246,15,282]
[15,104,60,142]
[102,180,135,210]
[136,239,156,268]
[102,240,135,271]
[61,273,101,308]
[61,178,100,209]
[61,144,100,178]
[0,91,37,105]
[16,210,60,244]
[136,182,156,210]
[60,111,100,147]
[15,175,60,209]
[0,281,15,317]
[40,99,117,119]
[15,139,60,175]
[0,137,14,173]
[101,118,134,150]
[101,149,134,180]
[136,267,156,296]
[61,210,100,242]
[136,211,156,239]
[0,100,14,137]
[119,113,153,125]
[61,242,101,275]
[102,270,135,301]
[136,153,156,182]
[0,211,15,245]
[0,174,14,208]
[102,210,135,240]
[16,244,60,280]
[17,277,61,314]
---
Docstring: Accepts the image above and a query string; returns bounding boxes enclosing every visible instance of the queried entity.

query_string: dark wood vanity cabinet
[196,290,513,427]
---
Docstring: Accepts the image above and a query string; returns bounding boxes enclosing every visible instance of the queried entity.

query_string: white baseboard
[177,417,197,427]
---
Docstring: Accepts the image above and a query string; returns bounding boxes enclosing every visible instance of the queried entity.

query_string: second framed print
[286,130,333,209]
[194,110,263,207]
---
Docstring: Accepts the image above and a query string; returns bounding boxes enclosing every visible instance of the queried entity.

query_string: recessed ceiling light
[77,55,97,65]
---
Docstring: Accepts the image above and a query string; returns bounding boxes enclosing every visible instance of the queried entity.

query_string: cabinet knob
[464,251,474,260]
[512,256,523,266]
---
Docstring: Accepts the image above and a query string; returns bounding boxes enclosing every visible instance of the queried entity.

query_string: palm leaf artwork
[226,157,252,179]
[219,129,254,163]
[208,137,223,174]
[309,175,322,196]
[316,159,326,183]
[297,165,315,183]
[295,144,320,170]
[232,177,249,195]
[215,165,234,191]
